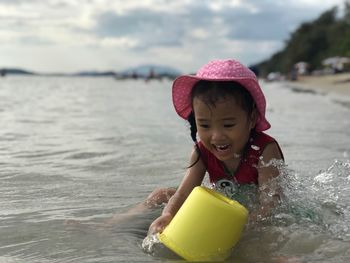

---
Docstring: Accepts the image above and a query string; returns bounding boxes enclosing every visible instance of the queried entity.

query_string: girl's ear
[249,108,258,130]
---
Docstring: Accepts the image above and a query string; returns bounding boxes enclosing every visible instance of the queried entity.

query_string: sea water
[0,76,349,262]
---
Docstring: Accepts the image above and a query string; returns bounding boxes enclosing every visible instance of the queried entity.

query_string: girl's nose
[211,128,225,140]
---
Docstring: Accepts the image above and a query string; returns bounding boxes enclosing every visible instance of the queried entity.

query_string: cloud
[227,0,343,40]
[91,4,252,50]
[0,0,346,72]
[90,0,342,52]
[0,0,31,4]
[93,8,185,50]
[18,35,55,45]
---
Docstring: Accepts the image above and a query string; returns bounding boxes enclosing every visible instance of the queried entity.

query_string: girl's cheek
[197,132,208,142]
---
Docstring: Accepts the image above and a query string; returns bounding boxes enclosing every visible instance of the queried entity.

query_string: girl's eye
[224,124,235,128]
[199,124,210,129]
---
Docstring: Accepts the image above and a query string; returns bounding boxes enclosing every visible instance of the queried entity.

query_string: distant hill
[254,2,350,76]
[119,64,181,79]
[1,68,35,75]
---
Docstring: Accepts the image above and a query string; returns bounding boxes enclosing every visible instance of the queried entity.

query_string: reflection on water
[0,77,350,262]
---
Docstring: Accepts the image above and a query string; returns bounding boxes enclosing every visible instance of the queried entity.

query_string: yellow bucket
[158,186,248,261]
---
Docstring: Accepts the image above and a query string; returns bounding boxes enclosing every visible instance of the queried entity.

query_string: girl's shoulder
[249,131,284,161]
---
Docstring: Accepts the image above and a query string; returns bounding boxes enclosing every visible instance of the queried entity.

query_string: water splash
[251,144,260,151]
[271,160,350,241]
[141,233,161,255]
[142,159,350,261]
[230,159,350,261]
[310,160,350,241]
[141,233,180,259]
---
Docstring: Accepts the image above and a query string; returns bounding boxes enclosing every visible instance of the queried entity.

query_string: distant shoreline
[0,64,181,79]
[285,72,350,97]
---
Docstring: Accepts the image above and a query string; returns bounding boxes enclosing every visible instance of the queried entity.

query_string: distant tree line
[255,1,350,76]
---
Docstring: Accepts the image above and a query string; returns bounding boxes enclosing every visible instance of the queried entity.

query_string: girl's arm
[254,141,284,220]
[148,148,206,234]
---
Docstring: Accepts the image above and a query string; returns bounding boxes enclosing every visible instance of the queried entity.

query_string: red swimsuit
[198,132,284,185]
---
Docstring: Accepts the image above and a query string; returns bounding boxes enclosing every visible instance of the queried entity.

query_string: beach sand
[286,72,350,97]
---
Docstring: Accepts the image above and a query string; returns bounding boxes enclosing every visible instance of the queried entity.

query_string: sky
[0,0,346,73]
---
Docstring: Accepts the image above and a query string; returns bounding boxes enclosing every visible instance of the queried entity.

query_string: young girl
[147,59,284,234]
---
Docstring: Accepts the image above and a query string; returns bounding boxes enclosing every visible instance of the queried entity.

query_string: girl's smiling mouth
[213,144,231,151]
[212,144,242,159]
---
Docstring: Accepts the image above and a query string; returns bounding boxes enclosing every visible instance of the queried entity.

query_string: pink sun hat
[172,59,270,132]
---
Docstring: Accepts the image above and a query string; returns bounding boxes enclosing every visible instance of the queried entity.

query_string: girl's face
[193,96,256,162]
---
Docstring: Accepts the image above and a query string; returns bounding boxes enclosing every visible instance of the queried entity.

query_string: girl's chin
[212,149,235,161]
[211,148,243,161]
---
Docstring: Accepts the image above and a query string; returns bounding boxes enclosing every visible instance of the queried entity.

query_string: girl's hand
[148,212,173,235]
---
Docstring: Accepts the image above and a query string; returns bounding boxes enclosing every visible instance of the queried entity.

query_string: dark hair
[187,80,256,168]
[191,80,255,115]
